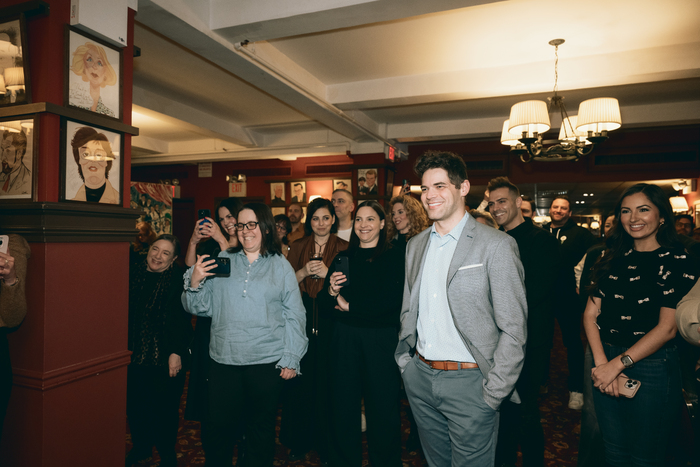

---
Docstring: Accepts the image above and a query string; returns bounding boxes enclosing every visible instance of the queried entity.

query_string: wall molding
[13,350,132,391]
[0,202,139,242]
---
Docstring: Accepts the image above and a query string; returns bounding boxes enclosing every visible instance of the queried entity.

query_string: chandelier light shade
[558,116,590,144]
[576,98,622,133]
[669,196,689,213]
[500,120,522,146]
[4,67,24,87]
[501,39,622,163]
[508,100,550,136]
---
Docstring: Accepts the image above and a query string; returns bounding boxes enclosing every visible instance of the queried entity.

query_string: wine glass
[310,251,323,279]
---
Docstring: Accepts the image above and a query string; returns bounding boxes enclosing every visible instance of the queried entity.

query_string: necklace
[314,238,328,253]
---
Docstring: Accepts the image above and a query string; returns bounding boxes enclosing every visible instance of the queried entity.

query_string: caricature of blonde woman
[69,42,117,117]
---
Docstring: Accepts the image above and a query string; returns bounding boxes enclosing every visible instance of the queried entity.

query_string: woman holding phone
[280,198,348,462]
[183,203,307,467]
[583,183,699,466]
[317,200,405,467]
[183,197,243,449]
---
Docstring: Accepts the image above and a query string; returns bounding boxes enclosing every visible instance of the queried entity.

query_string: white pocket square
[458,264,483,270]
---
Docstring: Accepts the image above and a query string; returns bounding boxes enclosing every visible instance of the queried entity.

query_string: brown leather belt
[417,352,478,371]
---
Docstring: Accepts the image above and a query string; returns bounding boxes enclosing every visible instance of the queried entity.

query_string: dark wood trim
[0,0,49,19]
[0,102,138,135]
[12,350,131,391]
[0,201,139,242]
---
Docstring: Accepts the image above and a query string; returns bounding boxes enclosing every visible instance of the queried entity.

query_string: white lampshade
[508,100,550,136]
[558,115,591,144]
[576,98,622,133]
[669,196,689,213]
[4,67,24,87]
[500,120,521,146]
[590,220,600,230]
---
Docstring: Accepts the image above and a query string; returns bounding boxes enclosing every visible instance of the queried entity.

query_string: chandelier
[501,39,622,163]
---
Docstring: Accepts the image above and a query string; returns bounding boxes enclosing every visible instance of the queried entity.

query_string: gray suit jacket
[395,214,528,410]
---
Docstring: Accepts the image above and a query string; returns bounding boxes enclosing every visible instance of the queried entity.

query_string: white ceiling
[130,0,700,165]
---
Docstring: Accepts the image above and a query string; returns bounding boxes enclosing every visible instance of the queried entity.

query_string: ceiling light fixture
[501,39,622,163]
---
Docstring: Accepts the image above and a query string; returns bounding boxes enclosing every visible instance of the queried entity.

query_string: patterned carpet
[126,327,581,466]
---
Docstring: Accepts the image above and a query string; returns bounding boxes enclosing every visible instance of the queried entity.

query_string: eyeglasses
[275,224,287,231]
[235,222,259,231]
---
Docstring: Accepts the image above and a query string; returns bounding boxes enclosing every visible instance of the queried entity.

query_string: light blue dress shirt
[416,212,475,362]
[182,249,308,372]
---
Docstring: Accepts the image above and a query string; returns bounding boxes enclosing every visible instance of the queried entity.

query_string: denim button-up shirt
[182,250,308,372]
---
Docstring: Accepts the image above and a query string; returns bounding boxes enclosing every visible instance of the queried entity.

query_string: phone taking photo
[209,257,231,275]
[198,209,212,227]
[0,235,8,255]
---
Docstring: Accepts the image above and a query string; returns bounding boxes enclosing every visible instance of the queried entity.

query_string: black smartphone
[335,256,350,287]
[198,209,212,226]
[210,257,231,275]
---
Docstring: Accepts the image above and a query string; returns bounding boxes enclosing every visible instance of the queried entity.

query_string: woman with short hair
[127,235,192,467]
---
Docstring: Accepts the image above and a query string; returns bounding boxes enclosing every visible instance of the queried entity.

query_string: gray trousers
[402,354,499,467]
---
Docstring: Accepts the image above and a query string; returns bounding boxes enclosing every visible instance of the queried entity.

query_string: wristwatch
[620,354,635,369]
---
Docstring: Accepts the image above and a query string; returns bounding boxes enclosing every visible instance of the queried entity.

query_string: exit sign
[229,182,247,197]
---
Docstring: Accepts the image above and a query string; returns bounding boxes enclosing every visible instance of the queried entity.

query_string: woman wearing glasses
[184,203,308,467]
[317,200,405,467]
[280,198,349,462]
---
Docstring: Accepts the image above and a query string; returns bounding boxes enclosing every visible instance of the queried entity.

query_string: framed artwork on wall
[357,168,380,197]
[0,15,31,107]
[270,182,285,206]
[60,118,123,205]
[65,26,122,120]
[289,181,307,204]
[271,207,286,217]
[130,182,173,235]
[0,116,37,200]
[333,178,352,192]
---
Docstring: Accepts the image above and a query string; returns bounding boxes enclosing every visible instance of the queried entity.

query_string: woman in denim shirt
[183,203,308,467]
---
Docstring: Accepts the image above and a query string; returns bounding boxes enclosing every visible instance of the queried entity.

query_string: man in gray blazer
[395,151,528,467]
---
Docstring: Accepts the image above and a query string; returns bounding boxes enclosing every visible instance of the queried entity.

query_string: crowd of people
[119,151,700,467]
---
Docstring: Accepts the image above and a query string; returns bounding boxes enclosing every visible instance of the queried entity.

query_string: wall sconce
[226,174,247,183]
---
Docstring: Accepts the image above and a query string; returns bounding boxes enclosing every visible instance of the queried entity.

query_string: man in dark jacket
[488,177,560,467]
[544,196,596,410]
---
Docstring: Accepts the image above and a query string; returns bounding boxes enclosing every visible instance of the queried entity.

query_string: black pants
[0,332,11,436]
[496,344,549,467]
[553,298,584,392]
[280,296,333,460]
[126,364,186,463]
[328,322,401,467]
[206,360,284,467]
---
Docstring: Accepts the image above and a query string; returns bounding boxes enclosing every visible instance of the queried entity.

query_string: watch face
[621,355,633,367]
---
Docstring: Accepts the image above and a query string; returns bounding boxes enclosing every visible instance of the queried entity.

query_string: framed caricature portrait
[289,181,307,204]
[66,27,122,120]
[333,179,352,192]
[270,182,285,206]
[357,168,380,196]
[0,15,31,107]
[271,207,286,217]
[61,118,123,205]
[0,117,36,200]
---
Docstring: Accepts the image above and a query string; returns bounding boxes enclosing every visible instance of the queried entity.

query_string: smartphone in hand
[618,377,641,398]
[335,256,350,288]
[210,257,231,275]
[0,235,8,255]
[198,209,212,226]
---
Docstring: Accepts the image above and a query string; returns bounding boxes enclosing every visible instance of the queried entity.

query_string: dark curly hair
[414,150,468,187]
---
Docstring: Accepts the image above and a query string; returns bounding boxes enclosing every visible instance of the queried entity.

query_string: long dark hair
[216,197,244,240]
[348,200,390,262]
[589,183,681,291]
[304,197,338,236]
[236,203,283,257]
